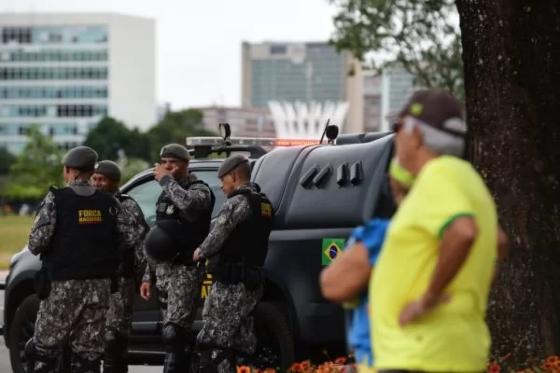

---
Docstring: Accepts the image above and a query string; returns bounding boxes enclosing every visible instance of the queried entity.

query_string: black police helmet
[144,220,196,263]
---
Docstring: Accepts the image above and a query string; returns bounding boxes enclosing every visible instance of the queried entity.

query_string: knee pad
[161,323,186,349]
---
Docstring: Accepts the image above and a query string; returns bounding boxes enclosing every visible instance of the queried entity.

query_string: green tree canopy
[83,116,151,162]
[4,126,63,200]
[147,109,216,161]
[330,0,464,99]
[0,147,16,175]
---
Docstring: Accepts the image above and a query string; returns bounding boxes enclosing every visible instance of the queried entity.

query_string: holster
[34,265,51,300]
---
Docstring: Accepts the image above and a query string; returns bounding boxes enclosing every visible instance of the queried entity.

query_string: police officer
[26,146,138,373]
[91,160,148,373]
[193,155,274,373]
[139,144,215,373]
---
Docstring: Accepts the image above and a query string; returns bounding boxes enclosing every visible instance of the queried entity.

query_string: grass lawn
[0,215,33,269]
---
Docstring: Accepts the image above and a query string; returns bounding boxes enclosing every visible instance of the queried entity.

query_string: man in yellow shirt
[371,89,506,372]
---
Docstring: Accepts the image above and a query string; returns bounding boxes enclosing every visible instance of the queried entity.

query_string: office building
[241,41,363,136]
[0,13,156,154]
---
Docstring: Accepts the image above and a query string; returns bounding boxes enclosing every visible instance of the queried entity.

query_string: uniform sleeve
[115,200,141,251]
[413,165,475,239]
[142,261,154,283]
[28,191,57,256]
[122,199,149,277]
[159,175,212,221]
[198,195,251,259]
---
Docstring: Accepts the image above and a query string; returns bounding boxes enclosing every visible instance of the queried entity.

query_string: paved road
[0,273,162,372]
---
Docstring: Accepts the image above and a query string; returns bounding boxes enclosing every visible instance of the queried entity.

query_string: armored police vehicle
[3,129,395,372]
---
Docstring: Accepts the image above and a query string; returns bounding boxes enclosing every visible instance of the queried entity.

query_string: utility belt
[212,263,264,291]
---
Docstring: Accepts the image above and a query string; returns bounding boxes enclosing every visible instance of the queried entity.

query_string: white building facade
[0,13,156,154]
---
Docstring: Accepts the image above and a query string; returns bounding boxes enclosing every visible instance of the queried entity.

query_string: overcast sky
[1,0,338,110]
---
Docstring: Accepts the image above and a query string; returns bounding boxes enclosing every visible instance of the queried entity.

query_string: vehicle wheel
[253,301,295,371]
[9,294,39,373]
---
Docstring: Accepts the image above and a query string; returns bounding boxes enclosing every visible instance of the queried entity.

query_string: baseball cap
[399,89,466,137]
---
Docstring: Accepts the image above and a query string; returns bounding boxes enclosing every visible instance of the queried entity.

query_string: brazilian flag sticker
[321,238,346,266]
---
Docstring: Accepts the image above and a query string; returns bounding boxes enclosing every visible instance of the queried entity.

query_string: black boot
[162,323,187,373]
[197,348,234,373]
[72,354,101,373]
[103,329,128,373]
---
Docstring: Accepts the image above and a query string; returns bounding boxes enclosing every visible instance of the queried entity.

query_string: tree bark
[456,0,560,367]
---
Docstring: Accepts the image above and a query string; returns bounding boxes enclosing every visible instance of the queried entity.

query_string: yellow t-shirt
[370,156,497,372]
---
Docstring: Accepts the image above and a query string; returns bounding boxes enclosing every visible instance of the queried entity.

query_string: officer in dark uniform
[193,154,274,373]
[91,160,149,373]
[26,146,138,373]
[140,143,215,373]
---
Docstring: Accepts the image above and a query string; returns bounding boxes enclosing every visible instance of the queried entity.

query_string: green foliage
[330,0,464,99]
[0,147,16,175]
[119,157,150,184]
[4,126,63,200]
[147,109,216,161]
[83,116,150,162]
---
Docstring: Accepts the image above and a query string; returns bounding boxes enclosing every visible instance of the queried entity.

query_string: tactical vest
[218,188,273,267]
[48,187,119,281]
[116,193,148,278]
[155,179,215,260]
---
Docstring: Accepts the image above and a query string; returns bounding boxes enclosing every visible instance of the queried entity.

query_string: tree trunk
[456,0,560,367]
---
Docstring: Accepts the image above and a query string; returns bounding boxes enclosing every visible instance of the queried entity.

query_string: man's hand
[399,293,450,326]
[153,162,175,182]
[193,248,203,262]
[140,281,151,301]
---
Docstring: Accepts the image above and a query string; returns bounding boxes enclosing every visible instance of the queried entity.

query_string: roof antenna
[319,118,330,144]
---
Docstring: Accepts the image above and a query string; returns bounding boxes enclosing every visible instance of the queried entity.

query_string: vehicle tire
[8,294,71,373]
[253,301,295,371]
[9,294,39,373]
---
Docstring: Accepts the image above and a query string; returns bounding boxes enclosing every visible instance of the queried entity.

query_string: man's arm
[400,216,477,326]
[159,175,212,219]
[196,195,250,259]
[115,200,141,251]
[320,242,372,303]
[28,192,56,256]
[121,199,149,277]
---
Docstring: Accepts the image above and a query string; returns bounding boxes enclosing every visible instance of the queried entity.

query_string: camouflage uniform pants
[33,278,111,371]
[155,262,204,330]
[105,277,135,336]
[197,281,263,355]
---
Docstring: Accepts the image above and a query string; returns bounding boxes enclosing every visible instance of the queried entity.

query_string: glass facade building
[0,13,156,155]
[243,42,347,108]
[241,41,365,134]
[0,24,109,153]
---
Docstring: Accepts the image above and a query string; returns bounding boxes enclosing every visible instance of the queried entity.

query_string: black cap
[160,143,190,162]
[94,160,122,182]
[218,154,249,178]
[62,146,98,170]
[399,89,466,137]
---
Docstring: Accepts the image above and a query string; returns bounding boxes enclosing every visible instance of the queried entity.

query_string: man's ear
[412,124,424,149]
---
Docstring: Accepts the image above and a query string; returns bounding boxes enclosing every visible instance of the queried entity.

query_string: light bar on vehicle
[186,137,319,148]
